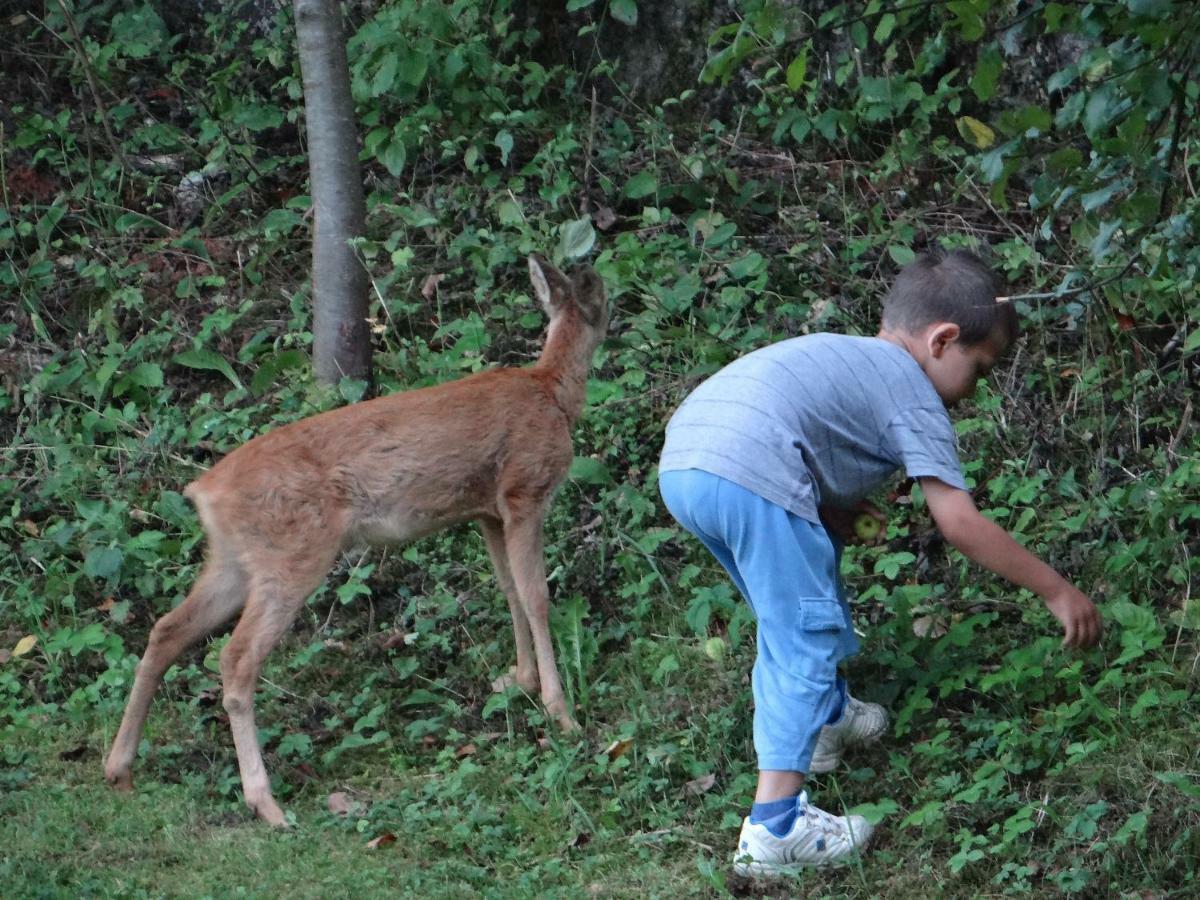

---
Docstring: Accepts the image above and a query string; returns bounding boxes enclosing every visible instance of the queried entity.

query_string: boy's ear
[926,323,961,358]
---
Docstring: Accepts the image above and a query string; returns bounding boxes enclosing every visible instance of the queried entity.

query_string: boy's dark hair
[881,248,1019,346]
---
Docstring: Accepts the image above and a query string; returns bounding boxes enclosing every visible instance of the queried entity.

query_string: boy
[658,249,1102,877]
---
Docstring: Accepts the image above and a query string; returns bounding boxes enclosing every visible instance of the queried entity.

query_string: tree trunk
[293,0,372,386]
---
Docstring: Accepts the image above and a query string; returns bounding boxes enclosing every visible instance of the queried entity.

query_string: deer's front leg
[501,516,579,732]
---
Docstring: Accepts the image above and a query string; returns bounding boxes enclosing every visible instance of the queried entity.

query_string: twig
[581,86,598,215]
[51,1,131,172]
[996,254,1142,303]
[1158,61,1192,220]
[1167,398,1194,461]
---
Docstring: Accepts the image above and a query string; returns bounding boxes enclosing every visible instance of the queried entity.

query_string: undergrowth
[1,1,1198,897]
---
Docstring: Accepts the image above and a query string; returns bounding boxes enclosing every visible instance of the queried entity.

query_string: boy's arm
[919,477,1103,649]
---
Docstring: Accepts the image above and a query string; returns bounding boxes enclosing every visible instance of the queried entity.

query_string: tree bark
[293,0,372,386]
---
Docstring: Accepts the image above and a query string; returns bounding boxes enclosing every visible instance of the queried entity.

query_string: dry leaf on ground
[603,738,633,761]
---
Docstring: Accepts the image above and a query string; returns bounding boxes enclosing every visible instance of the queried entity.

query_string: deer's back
[186,367,576,548]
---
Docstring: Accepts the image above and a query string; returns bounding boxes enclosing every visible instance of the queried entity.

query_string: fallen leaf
[109,602,132,625]
[21,519,38,536]
[912,615,948,639]
[421,273,446,300]
[366,832,396,849]
[603,738,633,761]
[97,597,116,612]
[491,670,522,693]
[196,686,221,706]
[378,630,407,651]
[956,115,996,149]
[327,791,353,816]
[684,773,716,796]
[1116,313,1136,332]
[293,762,319,781]
[455,743,477,759]
[12,635,37,657]
[592,207,617,231]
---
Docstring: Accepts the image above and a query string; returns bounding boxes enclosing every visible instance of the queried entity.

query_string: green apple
[704,636,727,661]
[854,513,882,542]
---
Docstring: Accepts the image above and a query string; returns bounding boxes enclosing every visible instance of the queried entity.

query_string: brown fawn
[104,254,609,826]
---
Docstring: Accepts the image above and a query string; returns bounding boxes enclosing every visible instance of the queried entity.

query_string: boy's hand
[1044,586,1103,649]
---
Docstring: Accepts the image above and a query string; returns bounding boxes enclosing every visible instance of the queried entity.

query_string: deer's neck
[535,314,596,421]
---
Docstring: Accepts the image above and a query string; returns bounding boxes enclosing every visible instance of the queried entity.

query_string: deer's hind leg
[481,517,539,694]
[219,549,337,826]
[105,547,249,790]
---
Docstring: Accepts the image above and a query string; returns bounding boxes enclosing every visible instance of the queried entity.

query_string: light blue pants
[659,469,859,772]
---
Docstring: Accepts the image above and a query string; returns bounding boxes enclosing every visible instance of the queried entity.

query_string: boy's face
[921,323,1007,407]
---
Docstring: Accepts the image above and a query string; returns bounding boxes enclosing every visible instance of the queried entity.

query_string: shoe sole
[809,724,889,774]
[808,751,840,774]
[733,853,861,877]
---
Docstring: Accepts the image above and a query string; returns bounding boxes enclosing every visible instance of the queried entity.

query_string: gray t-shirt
[659,333,967,523]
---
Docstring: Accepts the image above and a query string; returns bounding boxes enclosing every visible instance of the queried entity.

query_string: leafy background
[1,0,1198,896]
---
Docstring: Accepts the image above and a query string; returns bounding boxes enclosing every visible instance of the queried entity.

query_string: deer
[103,254,609,826]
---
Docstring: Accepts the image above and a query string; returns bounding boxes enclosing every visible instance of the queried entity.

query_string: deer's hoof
[250,794,290,828]
[105,769,134,792]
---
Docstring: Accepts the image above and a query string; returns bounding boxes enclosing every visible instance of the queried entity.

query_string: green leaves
[259,208,304,238]
[556,217,596,261]
[569,456,612,485]
[786,50,808,92]
[1083,84,1129,137]
[623,169,658,199]
[173,349,242,390]
[84,546,124,581]
[233,103,284,132]
[1109,600,1166,665]
[970,46,1002,101]
[494,130,514,167]
[610,0,638,26]
[114,212,168,235]
[251,350,308,396]
[378,136,407,177]
[956,116,995,149]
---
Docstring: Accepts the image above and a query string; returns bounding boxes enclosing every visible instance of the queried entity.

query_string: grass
[4,3,1199,897]
[4,598,1199,899]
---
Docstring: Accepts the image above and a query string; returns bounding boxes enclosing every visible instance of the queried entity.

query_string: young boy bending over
[658,249,1102,877]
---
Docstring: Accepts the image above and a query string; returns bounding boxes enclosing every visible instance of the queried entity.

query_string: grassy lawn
[4,2,1200,898]
[5,603,1199,899]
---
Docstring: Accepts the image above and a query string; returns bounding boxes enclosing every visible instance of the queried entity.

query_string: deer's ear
[528,253,569,313]
[570,266,608,326]
[571,266,604,302]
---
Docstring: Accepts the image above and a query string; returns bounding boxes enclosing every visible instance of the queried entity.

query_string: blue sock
[749,795,800,837]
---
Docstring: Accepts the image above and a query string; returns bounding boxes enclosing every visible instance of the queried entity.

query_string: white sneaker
[809,694,889,774]
[732,791,873,876]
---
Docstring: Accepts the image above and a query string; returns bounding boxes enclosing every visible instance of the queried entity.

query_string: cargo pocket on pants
[799,598,848,632]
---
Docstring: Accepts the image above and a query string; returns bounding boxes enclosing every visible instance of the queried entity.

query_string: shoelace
[803,804,851,837]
